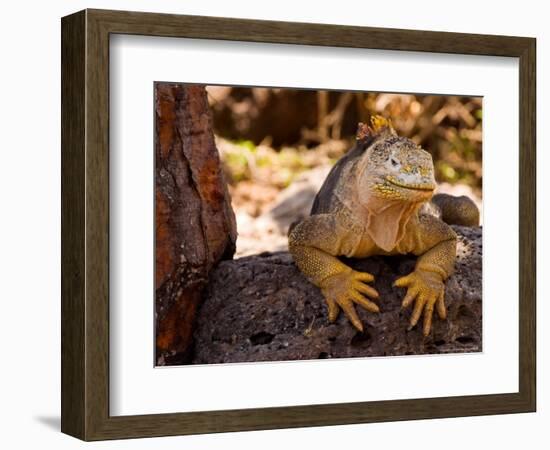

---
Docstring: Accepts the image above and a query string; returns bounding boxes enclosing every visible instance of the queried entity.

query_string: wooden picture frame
[61,8,536,441]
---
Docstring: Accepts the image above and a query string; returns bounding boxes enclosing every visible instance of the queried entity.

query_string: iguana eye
[390,157,399,167]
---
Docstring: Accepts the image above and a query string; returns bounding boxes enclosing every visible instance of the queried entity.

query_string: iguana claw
[320,269,379,332]
[394,270,447,336]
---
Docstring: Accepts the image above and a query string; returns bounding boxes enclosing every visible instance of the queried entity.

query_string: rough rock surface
[193,226,482,364]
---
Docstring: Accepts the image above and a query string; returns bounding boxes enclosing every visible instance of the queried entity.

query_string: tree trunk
[155,83,236,365]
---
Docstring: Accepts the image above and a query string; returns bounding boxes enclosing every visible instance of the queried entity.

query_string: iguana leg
[394,237,456,336]
[431,193,480,226]
[289,214,379,332]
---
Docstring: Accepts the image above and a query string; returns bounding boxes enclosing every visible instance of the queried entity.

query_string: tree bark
[155,83,236,365]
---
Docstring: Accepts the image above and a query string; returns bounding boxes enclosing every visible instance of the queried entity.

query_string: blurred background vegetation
[205,86,482,256]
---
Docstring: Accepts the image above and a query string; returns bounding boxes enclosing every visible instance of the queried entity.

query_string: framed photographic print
[61,9,536,441]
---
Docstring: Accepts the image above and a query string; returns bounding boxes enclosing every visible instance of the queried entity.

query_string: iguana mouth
[385,175,435,191]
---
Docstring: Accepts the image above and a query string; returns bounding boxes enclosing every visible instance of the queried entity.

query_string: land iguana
[288,116,479,336]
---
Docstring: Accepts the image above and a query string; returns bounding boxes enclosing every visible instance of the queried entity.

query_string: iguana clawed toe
[395,269,447,336]
[320,269,379,332]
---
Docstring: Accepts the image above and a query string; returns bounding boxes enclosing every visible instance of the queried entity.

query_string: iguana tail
[430,193,480,226]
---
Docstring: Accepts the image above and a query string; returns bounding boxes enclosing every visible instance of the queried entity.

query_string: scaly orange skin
[288,116,459,336]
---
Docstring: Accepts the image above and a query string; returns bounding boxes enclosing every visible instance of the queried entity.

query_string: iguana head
[354,116,436,251]
[356,116,436,204]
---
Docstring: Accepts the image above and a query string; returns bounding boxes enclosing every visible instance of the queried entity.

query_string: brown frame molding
[61,8,536,441]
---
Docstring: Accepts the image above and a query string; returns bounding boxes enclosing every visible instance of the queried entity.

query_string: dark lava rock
[192,226,482,364]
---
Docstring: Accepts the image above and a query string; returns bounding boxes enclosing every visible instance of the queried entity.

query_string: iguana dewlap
[288,116,479,336]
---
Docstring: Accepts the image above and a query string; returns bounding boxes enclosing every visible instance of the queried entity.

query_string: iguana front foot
[394,270,447,336]
[319,269,379,332]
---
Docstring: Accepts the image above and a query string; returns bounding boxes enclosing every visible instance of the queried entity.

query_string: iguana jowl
[288,116,479,336]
